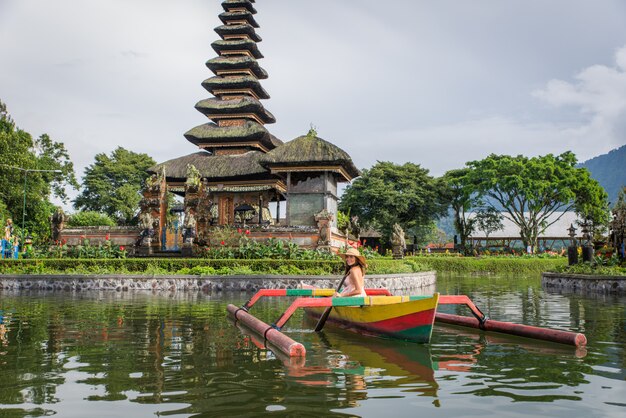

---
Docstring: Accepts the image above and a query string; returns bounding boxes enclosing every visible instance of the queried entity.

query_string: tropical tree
[74,147,155,225]
[474,207,504,239]
[465,152,608,250]
[339,161,449,243]
[442,168,480,253]
[0,100,77,241]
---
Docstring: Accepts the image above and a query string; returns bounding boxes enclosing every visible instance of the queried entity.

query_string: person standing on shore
[4,219,13,241]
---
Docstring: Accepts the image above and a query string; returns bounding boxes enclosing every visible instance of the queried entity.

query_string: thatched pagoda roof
[201,75,269,100]
[206,56,267,79]
[219,11,259,28]
[214,24,262,43]
[184,120,282,150]
[195,97,275,124]
[221,0,257,14]
[150,151,271,180]
[268,133,282,149]
[260,134,361,180]
[212,39,263,59]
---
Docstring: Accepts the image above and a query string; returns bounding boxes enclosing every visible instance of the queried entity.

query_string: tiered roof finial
[184,0,280,154]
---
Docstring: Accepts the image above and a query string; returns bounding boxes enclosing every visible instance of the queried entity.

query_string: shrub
[67,211,116,227]
[553,260,626,276]
[24,238,127,259]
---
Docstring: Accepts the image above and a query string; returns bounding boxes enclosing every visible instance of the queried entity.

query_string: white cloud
[532,44,626,151]
[348,43,626,176]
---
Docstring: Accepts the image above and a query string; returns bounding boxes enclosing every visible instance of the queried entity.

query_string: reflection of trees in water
[0,283,623,415]
[0,292,352,416]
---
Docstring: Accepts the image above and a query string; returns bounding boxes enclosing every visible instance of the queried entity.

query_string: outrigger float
[227,288,587,358]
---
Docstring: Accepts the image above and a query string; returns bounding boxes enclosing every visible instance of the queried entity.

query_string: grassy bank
[406,256,567,274]
[0,256,568,276]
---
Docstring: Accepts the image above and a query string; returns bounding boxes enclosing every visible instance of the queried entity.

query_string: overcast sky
[1,0,626,205]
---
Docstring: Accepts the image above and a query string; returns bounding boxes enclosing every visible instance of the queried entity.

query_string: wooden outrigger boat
[226,287,587,358]
[302,294,440,343]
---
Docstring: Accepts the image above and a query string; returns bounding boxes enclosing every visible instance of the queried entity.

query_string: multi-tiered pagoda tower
[149,0,360,251]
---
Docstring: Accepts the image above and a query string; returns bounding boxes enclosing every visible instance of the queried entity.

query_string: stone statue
[146,174,159,192]
[391,223,406,259]
[315,209,334,248]
[139,210,154,230]
[185,164,201,191]
[50,207,66,242]
[137,210,156,247]
[183,208,197,243]
[350,215,361,241]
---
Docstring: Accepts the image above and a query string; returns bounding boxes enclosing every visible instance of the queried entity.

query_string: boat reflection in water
[232,320,441,406]
[434,323,588,359]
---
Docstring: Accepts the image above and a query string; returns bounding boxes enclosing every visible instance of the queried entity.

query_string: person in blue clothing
[2,219,13,258]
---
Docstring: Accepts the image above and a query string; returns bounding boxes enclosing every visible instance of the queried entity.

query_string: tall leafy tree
[442,168,479,252]
[465,152,608,250]
[74,147,155,224]
[339,161,448,242]
[0,100,77,241]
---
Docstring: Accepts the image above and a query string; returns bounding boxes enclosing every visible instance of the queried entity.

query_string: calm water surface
[0,274,624,417]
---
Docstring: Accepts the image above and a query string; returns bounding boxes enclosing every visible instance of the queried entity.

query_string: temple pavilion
[144,0,359,251]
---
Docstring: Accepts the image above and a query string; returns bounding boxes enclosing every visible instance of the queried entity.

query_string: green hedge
[554,263,626,276]
[0,258,428,276]
[0,256,567,276]
[406,256,567,274]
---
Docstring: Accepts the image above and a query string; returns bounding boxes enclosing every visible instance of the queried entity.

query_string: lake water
[0,274,624,417]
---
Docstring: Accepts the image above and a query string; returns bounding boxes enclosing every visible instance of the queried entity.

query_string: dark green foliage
[474,207,504,238]
[74,147,155,225]
[24,238,127,259]
[67,211,116,227]
[0,100,78,242]
[442,168,479,252]
[466,152,609,249]
[339,161,449,243]
[554,263,626,276]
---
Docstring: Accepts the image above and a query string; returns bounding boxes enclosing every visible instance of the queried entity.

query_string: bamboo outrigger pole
[227,304,306,357]
[436,295,587,347]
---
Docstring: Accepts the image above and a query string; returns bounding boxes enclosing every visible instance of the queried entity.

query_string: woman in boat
[336,247,367,297]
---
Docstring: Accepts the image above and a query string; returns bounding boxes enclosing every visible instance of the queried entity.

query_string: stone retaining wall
[0,271,436,293]
[542,272,626,295]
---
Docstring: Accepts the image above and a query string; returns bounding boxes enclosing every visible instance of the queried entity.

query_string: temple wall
[289,174,325,193]
[58,227,142,246]
[326,174,338,197]
[542,272,626,295]
[288,194,324,226]
[0,272,436,293]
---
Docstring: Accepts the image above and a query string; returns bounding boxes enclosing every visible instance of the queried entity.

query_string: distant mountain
[579,144,626,206]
